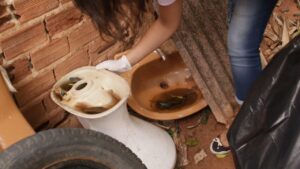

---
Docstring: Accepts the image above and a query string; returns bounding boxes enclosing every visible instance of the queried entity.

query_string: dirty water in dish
[54,77,121,114]
[151,88,198,112]
[74,90,120,114]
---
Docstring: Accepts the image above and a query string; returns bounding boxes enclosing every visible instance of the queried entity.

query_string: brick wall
[0,0,154,130]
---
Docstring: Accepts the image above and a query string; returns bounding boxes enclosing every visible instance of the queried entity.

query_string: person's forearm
[127,20,178,65]
[126,0,182,65]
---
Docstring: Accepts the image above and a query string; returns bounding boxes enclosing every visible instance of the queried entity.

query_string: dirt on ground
[142,107,235,169]
[173,108,235,169]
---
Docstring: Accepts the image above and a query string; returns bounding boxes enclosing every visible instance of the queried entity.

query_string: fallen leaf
[186,138,199,147]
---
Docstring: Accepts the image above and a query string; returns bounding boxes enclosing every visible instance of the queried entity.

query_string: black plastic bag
[228,35,300,169]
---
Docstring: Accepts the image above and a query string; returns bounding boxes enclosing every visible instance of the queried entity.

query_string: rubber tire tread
[0,128,146,169]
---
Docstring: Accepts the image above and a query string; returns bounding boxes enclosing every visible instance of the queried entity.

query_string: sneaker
[210,137,231,156]
[235,96,244,105]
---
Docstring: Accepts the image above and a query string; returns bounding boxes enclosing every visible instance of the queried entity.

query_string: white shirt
[157,0,176,6]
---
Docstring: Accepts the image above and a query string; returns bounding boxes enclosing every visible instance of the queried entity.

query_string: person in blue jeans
[210,0,278,156]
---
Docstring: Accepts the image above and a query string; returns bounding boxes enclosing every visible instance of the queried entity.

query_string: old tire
[0,128,146,169]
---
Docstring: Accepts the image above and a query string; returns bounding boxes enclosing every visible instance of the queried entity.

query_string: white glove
[95,55,132,72]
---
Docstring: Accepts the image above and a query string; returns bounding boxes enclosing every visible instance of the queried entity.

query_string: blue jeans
[228,0,277,101]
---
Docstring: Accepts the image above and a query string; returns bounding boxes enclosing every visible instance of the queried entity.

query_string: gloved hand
[95,55,132,72]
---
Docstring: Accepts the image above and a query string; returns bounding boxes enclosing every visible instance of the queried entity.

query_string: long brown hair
[74,0,148,43]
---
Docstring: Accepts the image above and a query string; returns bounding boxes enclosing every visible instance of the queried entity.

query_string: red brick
[0,4,16,31]
[45,7,82,36]
[88,36,114,61]
[57,115,82,128]
[41,108,66,130]
[14,0,59,22]
[68,20,100,51]
[0,13,11,22]
[39,93,66,130]
[1,23,47,60]
[31,38,69,70]
[43,92,60,113]
[91,42,125,65]
[0,21,14,32]
[20,101,48,129]
[15,71,55,107]
[0,53,4,65]
[0,4,7,17]
[5,57,31,83]
[60,0,73,4]
[54,49,89,79]
[0,13,15,32]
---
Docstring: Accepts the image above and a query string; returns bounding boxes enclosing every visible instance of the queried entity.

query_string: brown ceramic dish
[121,51,207,120]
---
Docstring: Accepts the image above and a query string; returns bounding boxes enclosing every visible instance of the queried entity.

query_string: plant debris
[194,149,207,164]
[185,138,199,147]
[172,122,189,167]
[200,108,210,125]
[186,108,210,129]
[261,0,300,63]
